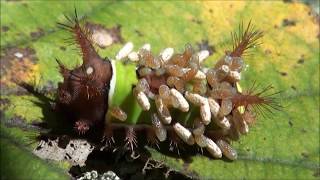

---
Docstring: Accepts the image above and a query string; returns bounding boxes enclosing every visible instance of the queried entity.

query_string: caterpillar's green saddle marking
[108,61,142,124]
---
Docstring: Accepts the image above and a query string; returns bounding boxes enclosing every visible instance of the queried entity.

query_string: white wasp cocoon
[147,91,155,99]
[216,139,237,160]
[169,94,180,108]
[128,51,139,61]
[220,99,233,116]
[240,120,249,134]
[215,116,231,130]
[170,88,189,112]
[229,71,241,82]
[154,96,172,124]
[109,106,127,121]
[198,50,210,63]
[138,67,152,76]
[158,85,170,99]
[194,70,206,80]
[206,138,222,158]
[181,68,190,74]
[136,78,150,93]
[173,123,195,145]
[165,65,184,77]
[116,42,133,60]
[185,91,206,106]
[208,97,220,117]
[200,99,211,125]
[141,43,151,51]
[233,111,249,134]
[194,134,207,148]
[133,88,150,111]
[160,48,174,62]
[151,114,167,142]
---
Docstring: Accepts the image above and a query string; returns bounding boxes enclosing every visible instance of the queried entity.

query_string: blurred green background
[0,1,319,179]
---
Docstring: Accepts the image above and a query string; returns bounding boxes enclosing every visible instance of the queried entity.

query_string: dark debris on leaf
[60,46,66,51]
[301,152,309,159]
[1,26,9,32]
[288,120,293,127]
[0,98,10,108]
[280,71,288,76]
[313,168,320,177]
[191,18,202,25]
[135,29,144,37]
[282,18,296,27]
[30,28,45,40]
[0,47,38,95]
[297,55,305,64]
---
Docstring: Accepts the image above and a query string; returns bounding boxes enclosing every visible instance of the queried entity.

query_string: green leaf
[0,126,69,180]
[1,1,319,179]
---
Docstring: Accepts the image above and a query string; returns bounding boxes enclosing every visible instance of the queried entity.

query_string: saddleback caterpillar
[54,10,281,160]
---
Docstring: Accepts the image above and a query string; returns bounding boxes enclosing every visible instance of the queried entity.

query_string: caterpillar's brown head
[56,9,113,135]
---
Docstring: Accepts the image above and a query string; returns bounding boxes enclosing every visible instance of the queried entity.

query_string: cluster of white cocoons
[109,42,251,160]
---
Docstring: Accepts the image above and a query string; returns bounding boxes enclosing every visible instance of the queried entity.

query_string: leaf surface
[0,1,319,179]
